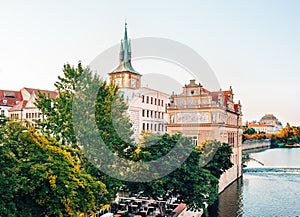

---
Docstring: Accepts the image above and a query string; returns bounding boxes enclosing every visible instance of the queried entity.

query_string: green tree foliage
[0,121,107,217]
[202,141,233,178]
[243,126,256,135]
[36,63,83,146]
[124,135,233,212]
[34,62,234,214]
[35,62,135,204]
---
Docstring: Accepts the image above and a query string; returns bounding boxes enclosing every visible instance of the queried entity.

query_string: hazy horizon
[0,1,299,126]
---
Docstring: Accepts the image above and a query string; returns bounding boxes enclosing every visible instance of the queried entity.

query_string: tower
[109,22,141,89]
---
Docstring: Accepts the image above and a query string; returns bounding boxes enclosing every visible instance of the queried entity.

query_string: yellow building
[167,79,242,192]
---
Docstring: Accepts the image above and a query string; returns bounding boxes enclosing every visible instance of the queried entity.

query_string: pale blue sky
[0,0,299,125]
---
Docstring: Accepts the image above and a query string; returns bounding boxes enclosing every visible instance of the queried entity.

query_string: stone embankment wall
[242,139,270,151]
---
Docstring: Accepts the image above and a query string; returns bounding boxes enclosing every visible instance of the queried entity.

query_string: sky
[0,0,300,125]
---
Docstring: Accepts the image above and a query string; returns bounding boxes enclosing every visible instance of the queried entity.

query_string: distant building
[247,123,275,134]
[7,87,57,126]
[260,114,283,132]
[167,80,242,192]
[108,23,169,141]
[0,90,22,117]
[247,114,283,134]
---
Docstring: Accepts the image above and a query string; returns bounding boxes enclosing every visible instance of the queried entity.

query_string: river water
[207,148,300,216]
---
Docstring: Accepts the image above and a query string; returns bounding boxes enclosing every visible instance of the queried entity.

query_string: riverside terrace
[94,193,193,217]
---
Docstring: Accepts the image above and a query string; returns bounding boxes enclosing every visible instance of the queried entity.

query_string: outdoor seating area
[109,194,183,217]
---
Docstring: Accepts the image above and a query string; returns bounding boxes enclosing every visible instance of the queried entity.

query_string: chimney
[190,79,196,84]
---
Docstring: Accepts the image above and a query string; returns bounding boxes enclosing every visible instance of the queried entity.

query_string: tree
[35,62,135,204]
[272,123,300,145]
[0,121,107,217]
[124,135,233,212]
[202,141,233,178]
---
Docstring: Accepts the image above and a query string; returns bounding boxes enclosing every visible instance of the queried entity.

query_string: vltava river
[207,148,300,216]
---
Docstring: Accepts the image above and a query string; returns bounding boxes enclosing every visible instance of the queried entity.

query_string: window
[155,98,157,105]
[142,95,144,103]
[158,112,160,118]
[151,97,153,104]
[146,96,149,103]
[161,100,164,106]
[142,109,145,117]
[154,124,157,131]
[147,110,149,117]
[147,123,149,130]
[192,136,198,145]
[150,111,153,118]
[155,111,157,118]
[150,124,153,130]
[158,99,160,106]
[1,110,4,116]
[162,113,164,119]
[142,123,145,131]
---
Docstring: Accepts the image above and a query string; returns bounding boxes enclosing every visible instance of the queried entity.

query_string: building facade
[247,114,283,134]
[7,87,57,126]
[167,79,243,192]
[108,23,169,141]
[259,114,283,132]
[247,123,275,134]
[0,89,22,117]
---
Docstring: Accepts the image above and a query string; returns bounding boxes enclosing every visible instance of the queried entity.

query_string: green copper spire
[112,22,140,75]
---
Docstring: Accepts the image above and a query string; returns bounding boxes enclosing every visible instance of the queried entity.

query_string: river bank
[207,148,300,216]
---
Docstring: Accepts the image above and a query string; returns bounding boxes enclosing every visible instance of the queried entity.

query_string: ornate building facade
[108,23,169,141]
[167,79,243,192]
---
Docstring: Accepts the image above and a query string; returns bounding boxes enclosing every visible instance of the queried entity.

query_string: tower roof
[111,22,140,75]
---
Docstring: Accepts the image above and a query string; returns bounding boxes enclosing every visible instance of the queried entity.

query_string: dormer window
[3,100,7,105]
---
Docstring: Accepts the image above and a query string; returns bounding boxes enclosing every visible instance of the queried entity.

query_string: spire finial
[124,20,128,42]
[112,21,140,75]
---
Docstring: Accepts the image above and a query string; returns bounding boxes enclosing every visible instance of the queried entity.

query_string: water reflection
[207,148,300,216]
[207,177,243,217]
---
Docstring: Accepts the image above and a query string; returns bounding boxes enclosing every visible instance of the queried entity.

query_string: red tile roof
[248,123,273,127]
[172,203,187,216]
[234,104,239,112]
[0,89,23,107]
[211,90,232,106]
[201,88,210,94]
[9,100,28,111]
[23,87,58,98]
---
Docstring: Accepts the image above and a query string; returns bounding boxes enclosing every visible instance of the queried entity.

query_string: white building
[108,23,169,142]
[8,87,57,126]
